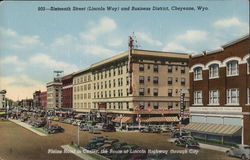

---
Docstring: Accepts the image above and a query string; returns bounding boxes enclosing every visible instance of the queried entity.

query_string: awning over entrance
[112,116,132,123]
[140,116,179,123]
[184,122,242,136]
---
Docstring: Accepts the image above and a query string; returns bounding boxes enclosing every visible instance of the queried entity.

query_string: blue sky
[0,0,249,100]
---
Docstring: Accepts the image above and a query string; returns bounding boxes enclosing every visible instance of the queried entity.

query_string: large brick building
[39,91,47,110]
[62,74,74,109]
[186,35,250,145]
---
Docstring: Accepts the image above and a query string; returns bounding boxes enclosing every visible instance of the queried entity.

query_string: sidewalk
[168,138,229,152]
[61,145,110,160]
[8,118,47,136]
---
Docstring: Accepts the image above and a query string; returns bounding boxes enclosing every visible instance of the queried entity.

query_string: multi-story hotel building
[46,78,62,109]
[186,35,250,145]
[73,67,92,113]
[73,49,190,124]
[62,74,74,109]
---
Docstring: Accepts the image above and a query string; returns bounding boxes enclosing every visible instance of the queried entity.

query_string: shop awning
[140,116,179,123]
[0,112,6,115]
[184,122,242,136]
[112,116,132,123]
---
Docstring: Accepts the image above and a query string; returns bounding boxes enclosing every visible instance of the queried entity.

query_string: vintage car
[45,125,64,134]
[102,124,116,132]
[170,129,189,138]
[174,136,199,148]
[226,144,250,160]
[89,126,102,134]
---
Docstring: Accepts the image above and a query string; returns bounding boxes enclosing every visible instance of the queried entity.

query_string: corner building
[187,35,250,145]
[73,49,190,124]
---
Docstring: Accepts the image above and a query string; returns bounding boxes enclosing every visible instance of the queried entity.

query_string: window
[139,76,144,84]
[247,58,250,74]
[209,64,219,78]
[194,67,202,80]
[181,66,185,74]
[168,77,173,85]
[147,88,150,94]
[153,102,159,109]
[139,64,144,71]
[168,65,172,73]
[247,88,250,104]
[153,64,158,72]
[175,78,178,82]
[227,88,239,104]
[147,64,150,69]
[168,89,173,97]
[139,88,144,96]
[209,90,219,105]
[153,77,159,84]
[181,78,185,86]
[153,88,158,96]
[175,66,178,71]
[168,102,173,109]
[194,91,202,105]
[227,60,239,76]
[147,76,150,82]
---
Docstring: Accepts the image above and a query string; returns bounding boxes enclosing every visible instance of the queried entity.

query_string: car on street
[45,125,64,134]
[89,126,102,134]
[174,136,199,148]
[226,144,250,160]
[102,124,116,132]
[170,130,189,138]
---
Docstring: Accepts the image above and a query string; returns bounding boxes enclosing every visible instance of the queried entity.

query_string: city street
[0,120,238,160]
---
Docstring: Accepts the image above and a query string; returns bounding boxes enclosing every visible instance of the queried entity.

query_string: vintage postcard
[0,0,249,160]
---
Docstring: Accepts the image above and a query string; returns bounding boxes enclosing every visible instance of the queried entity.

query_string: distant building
[39,91,47,110]
[33,90,41,109]
[187,35,250,145]
[62,74,74,109]
[0,90,6,109]
[20,99,33,109]
[46,78,62,109]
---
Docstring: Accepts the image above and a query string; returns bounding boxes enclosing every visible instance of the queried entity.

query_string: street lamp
[179,89,189,137]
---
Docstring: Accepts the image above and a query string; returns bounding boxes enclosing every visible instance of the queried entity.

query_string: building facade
[46,78,62,109]
[0,90,6,109]
[62,74,73,109]
[33,90,41,109]
[187,35,250,145]
[40,91,47,110]
[73,49,190,124]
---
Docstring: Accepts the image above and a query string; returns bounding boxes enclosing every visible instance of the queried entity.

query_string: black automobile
[102,124,116,132]
[174,136,199,148]
[170,130,189,138]
[46,125,64,134]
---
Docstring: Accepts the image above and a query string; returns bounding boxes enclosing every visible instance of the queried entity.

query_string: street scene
[0,0,249,160]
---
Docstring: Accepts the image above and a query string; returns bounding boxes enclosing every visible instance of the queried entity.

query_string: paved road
[0,120,238,160]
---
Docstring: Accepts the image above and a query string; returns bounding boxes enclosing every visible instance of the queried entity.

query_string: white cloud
[81,17,117,41]
[107,39,123,47]
[162,42,193,53]
[0,27,44,50]
[214,17,243,28]
[81,45,117,56]
[0,55,26,72]
[0,75,46,100]
[29,54,78,74]
[176,30,208,43]
[135,32,163,46]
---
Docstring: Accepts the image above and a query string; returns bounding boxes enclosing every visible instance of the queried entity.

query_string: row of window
[139,76,186,86]
[74,93,91,100]
[74,84,91,92]
[194,59,250,80]
[139,64,186,74]
[139,88,180,97]
[193,88,250,105]
[74,75,91,84]
[93,65,127,81]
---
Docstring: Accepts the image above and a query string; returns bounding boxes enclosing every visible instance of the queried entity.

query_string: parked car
[20,116,29,122]
[104,139,119,144]
[79,124,89,131]
[170,130,189,138]
[226,144,250,160]
[90,136,107,143]
[112,142,127,150]
[46,125,64,134]
[174,136,199,148]
[102,124,116,132]
[89,126,102,134]
[160,126,172,133]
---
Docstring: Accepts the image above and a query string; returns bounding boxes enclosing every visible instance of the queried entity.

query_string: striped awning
[112,116,132,123]
[140,116,179,123]
[184,122,242,136]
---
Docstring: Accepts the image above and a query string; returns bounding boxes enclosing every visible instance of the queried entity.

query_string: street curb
[61,145,110,160]
[168,138,229,152]
[8,119,47,136]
